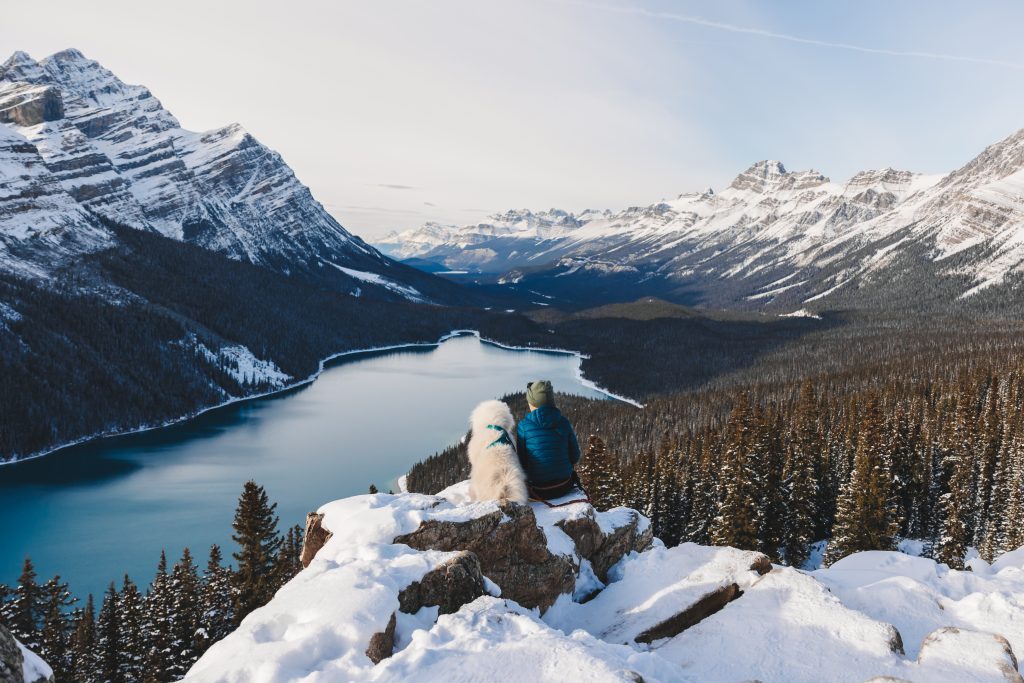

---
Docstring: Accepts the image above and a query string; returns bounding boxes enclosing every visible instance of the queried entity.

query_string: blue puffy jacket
[516,406,581,487]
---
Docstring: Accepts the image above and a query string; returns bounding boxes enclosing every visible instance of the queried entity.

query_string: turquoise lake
[0,334,608,598]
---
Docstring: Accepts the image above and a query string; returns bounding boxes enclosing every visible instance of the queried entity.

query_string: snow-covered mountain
[380,130,1024,310]
[0,49,459,303]
[185,484,1024,683]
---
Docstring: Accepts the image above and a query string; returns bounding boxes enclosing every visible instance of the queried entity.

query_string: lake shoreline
[1,330,640,469]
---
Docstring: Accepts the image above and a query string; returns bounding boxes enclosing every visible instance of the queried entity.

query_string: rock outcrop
[0,625,21,683]
[397,551,488,616]
[300,512,332,568]
[394,503,576,611]
[0,624,52,683]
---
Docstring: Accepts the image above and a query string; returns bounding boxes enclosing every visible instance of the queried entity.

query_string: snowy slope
[185,485,1024,683]
[380,129,1024,309]
[0,49,465,303]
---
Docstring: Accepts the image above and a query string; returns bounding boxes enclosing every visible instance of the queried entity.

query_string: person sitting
[516,380,582,500]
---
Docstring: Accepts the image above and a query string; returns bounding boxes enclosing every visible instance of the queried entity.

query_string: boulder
[365,612,396,665]
[917,627,1022,683]
[556,507,654,581]
[300,512,332,568]
[394,503,575,611]
[398,551,488,615]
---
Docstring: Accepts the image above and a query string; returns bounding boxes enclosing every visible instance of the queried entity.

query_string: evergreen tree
[783,383,821,567]
[231,481,283,623]
[8,557,42,650]
[199,545,235,652]
[96,582,123,683]
[825,394,898,564]
[710,394,760,550]
[169,548,203,678]
[974,376,1003,550]
[684,434,718,545]
[368,484,379,494]
[38,576,74,682]
[69,594,98,683]
[276,525,304,590]
[577,435,619,510]
[142,551,174,682]
[119,575,146,683]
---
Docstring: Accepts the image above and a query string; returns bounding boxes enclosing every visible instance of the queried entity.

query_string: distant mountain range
[379,129,1024,311]
[0,48,466,304]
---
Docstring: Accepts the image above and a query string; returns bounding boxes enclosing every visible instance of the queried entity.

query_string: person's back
[516,380,581,499]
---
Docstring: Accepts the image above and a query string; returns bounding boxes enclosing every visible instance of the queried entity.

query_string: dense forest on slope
[0,223,490,461]
[408,309,1024,569]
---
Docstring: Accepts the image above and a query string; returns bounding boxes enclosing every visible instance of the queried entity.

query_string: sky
[3,0,1024,240]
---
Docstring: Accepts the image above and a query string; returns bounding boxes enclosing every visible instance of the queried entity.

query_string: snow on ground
[329,263,426,302]
[186,487,1024,683]
[544,543,764,644]
[814,549,1024,661]
[16,638,53,683]
[195,341,291,388]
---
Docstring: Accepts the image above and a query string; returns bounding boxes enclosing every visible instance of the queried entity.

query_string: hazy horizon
[4,0,1024,240]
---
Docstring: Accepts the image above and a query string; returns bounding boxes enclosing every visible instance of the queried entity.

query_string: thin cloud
[377,183,417,190]
[423,201,437,207]
[575,1,1024,70]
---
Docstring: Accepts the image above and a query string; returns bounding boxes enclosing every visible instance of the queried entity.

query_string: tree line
[0,481,301,682]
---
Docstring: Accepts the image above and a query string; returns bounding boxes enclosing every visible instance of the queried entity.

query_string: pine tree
[8,557,42,650]
[684,434,718,545]
[69,594,98,683]
[825,394,898,565]
[368,484,379,494]
[142,551,175,682]
[275,525,304,591]
[231,481,283,623]
[974,376,1003,550]
[96,582,123,683]
[783,383,821,567]
[577,435,619,510]
[119,575,146,683]
[169,548,203,678]
[710,394,760,550]
[37,576,75,682]
[199,545,235,652]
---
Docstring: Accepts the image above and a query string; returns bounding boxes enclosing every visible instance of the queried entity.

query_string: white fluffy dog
[467,399,529,504]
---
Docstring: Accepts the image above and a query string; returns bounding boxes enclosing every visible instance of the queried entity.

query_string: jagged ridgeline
[379,131,1024,313]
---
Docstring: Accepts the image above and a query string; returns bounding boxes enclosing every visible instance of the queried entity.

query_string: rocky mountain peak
[730,160,828,193]
[0,51,46,83]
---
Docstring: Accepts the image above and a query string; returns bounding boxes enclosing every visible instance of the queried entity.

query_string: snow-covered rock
[185,485,1024,682]
[0,624,53,683]
[0,49,454,303]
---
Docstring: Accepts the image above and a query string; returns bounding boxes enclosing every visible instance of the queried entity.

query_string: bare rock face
[300,512,332,568]
[0,84,64,126]
[0,624,51,683]
[556,507,654,582]
[398,551,487,616]
[0,624,23,683]
[394,503,576,611]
